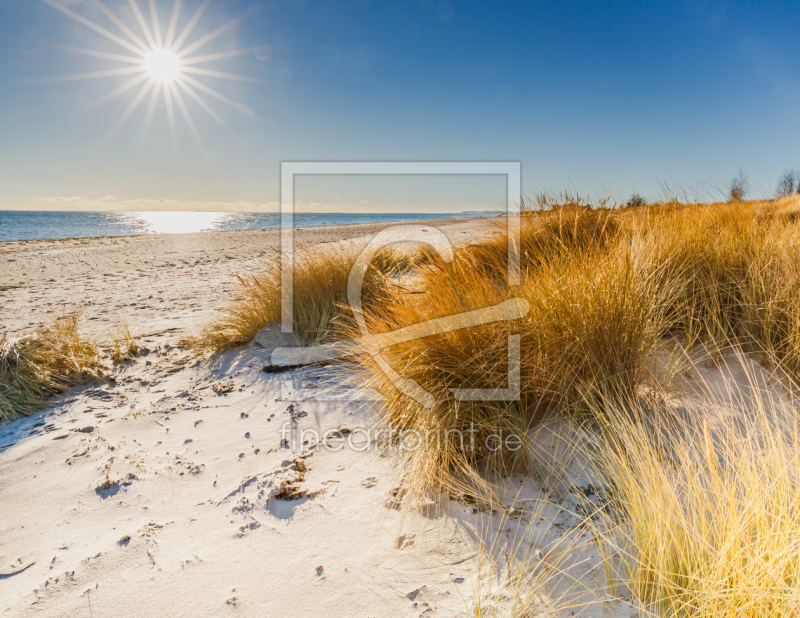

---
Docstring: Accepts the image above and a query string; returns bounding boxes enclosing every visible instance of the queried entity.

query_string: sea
[0,211,496,243]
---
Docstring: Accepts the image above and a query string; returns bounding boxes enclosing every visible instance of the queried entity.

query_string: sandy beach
[0,216,492,341]
[2,215,619,617]
[1,346,494,616]
[4,206,796,616]
[4,0,798,613]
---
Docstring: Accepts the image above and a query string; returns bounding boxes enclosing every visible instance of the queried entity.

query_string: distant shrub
[625,193,647,208]
[524,191,612,213]
[728,170,748,202]
[776,169,800,197]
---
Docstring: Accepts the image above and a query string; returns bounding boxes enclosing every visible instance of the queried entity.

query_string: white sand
[0,216,496,341]
[0,345,480,616]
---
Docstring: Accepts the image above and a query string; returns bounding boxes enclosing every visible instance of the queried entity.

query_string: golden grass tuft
[0,313,104,421]
[356,204,679,501]
[352,197,800,503]
[109,316,142,364]
[189,245,420,354]
[586,365,800,616]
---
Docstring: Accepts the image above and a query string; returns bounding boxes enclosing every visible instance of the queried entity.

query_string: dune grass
[189,244,423,353]
[0,313,104,421]
[356,197,800,613]
[194,195,800,614]
[585,366,800,616]
[195,196,800,493]
[354,204,680,501]
[351,198,800,499]
[381,197,800,616]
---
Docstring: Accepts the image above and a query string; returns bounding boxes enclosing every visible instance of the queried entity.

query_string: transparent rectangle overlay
[275,162,522,406]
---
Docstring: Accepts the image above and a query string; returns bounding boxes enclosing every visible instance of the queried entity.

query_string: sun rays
[43,0,261,147]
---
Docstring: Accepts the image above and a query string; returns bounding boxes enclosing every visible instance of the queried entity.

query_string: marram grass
[189,244,426,353]
[194,196,800,614]
[0,313,104,421]
[585,368,800,617]
[354,198,800,499]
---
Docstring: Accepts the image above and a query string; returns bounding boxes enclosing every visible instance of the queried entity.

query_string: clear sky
[0,0,798,212]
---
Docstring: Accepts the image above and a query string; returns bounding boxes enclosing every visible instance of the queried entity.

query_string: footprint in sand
[394,534,415,550]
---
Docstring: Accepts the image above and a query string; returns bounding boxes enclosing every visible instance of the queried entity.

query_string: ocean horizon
[0,210,498,243]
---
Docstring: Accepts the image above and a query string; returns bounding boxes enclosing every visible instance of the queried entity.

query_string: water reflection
[120,211,233,235]
[0,210,481,242]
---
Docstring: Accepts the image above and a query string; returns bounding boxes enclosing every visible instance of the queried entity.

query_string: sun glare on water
[44,0,261,146]
[126,211,231,235]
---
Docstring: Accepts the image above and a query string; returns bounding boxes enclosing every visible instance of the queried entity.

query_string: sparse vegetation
[728,170,748,202]
[109,316,142,364]
[625,192,647,207]
[0,313,104,421]
[467,503,602,616]
[777,168,800,197]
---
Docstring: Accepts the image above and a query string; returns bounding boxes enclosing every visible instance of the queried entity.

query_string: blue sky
[0,0,798,211]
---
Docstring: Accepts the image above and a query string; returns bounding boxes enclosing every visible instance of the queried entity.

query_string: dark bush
[729,170,748,202]
[626,193,647,208]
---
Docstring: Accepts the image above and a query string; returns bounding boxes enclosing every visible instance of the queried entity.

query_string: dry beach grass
[188,245,430,354]
[360,197,800,496]
[0,312,104,421]
[587,371,800,616]
[192,195,800,615]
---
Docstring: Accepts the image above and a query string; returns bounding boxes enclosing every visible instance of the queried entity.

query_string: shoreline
[0,212,503,245]
[0,215,499,340]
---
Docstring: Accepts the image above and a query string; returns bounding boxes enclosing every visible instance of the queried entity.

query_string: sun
[145,49,181,83]
[44,0,262,147]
